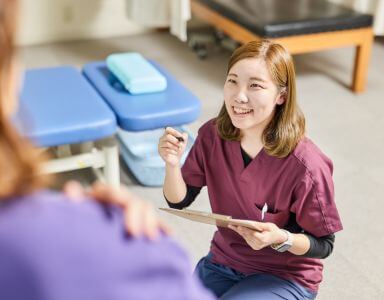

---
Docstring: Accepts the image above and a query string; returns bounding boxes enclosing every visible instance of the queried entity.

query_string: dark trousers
[195,253,317,300]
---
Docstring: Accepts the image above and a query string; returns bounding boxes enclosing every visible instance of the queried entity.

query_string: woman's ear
[276,87,287,105]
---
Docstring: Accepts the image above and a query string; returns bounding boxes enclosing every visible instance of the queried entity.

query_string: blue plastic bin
[118,127,194,186]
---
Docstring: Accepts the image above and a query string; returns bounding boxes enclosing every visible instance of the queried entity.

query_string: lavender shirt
[181,119,343,292]
[0,191,214,300]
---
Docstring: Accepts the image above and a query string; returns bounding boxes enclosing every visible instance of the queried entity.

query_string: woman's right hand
[158,127,188,167]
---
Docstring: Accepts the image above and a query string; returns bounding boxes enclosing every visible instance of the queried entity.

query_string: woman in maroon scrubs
[159,40,343,299]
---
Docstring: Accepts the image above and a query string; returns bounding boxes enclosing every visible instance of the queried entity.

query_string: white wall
[329,0,384,35]
[17,0,149,46]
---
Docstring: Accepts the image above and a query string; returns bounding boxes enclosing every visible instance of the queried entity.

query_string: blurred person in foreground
[0,1,214,299]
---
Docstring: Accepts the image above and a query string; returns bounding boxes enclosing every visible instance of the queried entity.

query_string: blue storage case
[106,52,167,94]
[117,127,194,187]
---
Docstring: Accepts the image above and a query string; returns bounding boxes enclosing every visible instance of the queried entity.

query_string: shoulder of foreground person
[0,190,214,300]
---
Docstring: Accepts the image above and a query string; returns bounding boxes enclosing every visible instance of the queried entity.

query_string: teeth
[233,107,253,114]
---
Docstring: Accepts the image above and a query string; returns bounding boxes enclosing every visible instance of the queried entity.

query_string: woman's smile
[232,106,254,117]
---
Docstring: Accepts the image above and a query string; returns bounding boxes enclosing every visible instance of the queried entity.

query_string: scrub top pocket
[251,204,290,228]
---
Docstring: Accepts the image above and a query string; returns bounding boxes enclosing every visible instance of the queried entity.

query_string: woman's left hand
[228,222,288,251]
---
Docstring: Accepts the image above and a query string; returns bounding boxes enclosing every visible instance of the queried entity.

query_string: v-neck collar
[230,140,265,182]
[240,146,253,167]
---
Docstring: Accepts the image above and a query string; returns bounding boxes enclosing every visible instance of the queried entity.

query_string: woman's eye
[227,79,236,84]
[250,83,262,89]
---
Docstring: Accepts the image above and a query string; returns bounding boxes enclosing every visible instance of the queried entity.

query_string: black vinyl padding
[197,0,373,37]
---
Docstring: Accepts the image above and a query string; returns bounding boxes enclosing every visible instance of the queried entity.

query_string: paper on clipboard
[159,208,260,230]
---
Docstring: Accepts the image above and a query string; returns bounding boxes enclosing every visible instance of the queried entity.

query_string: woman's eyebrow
[227,73,266,82]
[249,76,266,82]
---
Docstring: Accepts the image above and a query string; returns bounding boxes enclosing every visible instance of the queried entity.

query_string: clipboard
[159,208,260,230]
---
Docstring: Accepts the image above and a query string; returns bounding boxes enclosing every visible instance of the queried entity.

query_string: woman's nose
[234,90,248,103]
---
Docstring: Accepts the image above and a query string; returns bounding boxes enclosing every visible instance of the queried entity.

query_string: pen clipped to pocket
[261,203,268,221]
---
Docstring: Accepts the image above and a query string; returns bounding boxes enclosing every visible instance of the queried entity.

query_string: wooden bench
[191,0,374,93]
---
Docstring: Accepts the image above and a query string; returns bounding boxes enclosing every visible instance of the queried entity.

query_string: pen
[164,127,184,142]
[261,203,268,221]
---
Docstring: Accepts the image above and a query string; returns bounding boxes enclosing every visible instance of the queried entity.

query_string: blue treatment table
[14,66,120,186]
[83,61,201,186]
[82,61,201,131]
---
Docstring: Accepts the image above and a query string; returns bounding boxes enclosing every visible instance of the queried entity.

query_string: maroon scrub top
[181,119,343,292]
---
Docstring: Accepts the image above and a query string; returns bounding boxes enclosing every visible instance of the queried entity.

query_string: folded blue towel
[106,52,167,94]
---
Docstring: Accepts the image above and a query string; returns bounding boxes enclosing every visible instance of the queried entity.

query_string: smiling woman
[160,40,342,299]
[217,40,305,158]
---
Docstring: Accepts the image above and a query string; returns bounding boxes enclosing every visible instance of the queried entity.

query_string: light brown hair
[0,0,47,199]
[216,40,305,158]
